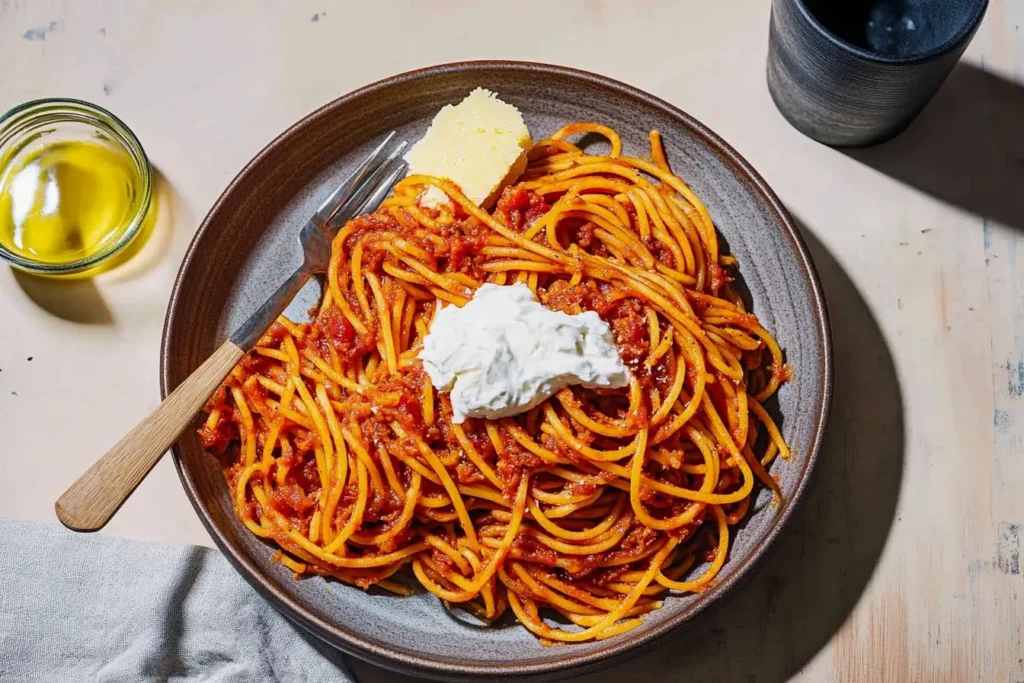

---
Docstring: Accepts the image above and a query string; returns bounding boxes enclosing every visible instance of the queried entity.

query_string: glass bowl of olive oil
[0,98,152,276]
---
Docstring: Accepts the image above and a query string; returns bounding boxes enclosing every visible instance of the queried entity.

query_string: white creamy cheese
[418,283,630,423]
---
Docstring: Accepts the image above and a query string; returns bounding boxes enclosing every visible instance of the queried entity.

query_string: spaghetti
[199,123,791,643]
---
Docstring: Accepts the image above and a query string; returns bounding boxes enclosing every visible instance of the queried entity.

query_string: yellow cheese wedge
[404,88,532,208]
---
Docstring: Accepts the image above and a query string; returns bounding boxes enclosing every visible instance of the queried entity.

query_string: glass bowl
[0,98,152,276]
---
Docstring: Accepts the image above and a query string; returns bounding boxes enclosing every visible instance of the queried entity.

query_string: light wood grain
[54,340,244,532]
[1,1,1021,680]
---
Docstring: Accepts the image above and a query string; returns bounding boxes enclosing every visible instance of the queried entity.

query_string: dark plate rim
[161,59,834,679]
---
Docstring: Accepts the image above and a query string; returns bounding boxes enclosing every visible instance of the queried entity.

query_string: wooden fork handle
[55,339,245,532]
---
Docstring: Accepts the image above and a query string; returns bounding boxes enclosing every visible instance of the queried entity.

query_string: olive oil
[0,139,143,266]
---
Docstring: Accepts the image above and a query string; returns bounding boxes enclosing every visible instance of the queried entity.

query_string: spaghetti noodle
[199,123,791,643]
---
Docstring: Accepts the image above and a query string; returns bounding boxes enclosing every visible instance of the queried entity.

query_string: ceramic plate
[161,61,832,680]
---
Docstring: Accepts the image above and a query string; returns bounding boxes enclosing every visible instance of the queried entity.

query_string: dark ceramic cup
[767,0,988,146]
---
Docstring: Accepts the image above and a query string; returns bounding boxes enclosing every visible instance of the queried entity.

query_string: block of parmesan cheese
[404,88,532,209]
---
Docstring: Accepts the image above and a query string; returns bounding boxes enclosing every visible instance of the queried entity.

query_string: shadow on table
[842,62,1024,232]
[342,220,907,682]
[12,270,114,325]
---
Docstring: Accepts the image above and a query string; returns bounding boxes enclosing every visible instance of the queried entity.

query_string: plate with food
[162,61,832,679]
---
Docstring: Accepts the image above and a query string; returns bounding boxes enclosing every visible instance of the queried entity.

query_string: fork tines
[315,131,409,228]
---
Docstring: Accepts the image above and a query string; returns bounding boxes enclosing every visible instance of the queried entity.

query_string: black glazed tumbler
[767,0,988,146]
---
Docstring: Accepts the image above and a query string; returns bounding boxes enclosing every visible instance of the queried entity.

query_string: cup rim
[0,97,153,275]
[793,0,989,65]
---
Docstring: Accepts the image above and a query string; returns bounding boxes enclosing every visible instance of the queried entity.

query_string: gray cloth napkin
[0,517,355,683]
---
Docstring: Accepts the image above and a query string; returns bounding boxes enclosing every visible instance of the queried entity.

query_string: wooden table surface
[2,1,1021,681]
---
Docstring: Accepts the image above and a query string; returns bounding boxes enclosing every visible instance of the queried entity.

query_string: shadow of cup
[842,62,1024,233]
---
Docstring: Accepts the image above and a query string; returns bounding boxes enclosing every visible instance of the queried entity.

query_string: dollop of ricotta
[418,283,630,423]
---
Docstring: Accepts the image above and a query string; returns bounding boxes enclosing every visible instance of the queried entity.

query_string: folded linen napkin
[0,517,355,683]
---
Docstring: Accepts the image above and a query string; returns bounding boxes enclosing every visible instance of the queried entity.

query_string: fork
[55,133,409,532]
